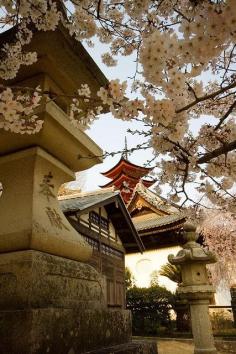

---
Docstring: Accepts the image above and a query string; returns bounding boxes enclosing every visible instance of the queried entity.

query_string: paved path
[158,340,193,354]
[158,339,226,354]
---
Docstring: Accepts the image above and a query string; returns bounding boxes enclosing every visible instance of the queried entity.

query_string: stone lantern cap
[168,223,217,266]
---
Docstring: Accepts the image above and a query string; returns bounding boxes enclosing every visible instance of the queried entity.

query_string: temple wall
[126,248,231,305]
[79,207,121,244]
[125,246,181,292]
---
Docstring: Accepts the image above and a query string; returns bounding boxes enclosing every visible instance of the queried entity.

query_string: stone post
[230,285,236,327]
[169,223,217,354]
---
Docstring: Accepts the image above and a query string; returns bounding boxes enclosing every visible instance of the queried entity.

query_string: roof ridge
[127,180,182,215]
[127,180,165,208]
[58,187,118,201]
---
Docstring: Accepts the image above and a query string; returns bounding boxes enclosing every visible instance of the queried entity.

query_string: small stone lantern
[169,223,217,354]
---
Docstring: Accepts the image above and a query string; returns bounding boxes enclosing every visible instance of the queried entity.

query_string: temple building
[101,155,186,291]
[59,188,144,308]
[100,156,231,305]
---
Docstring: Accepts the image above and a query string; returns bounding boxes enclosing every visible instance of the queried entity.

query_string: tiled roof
[127,181,180,213]
[133,213,186,231]
[59,188,119,213]
[58,187,145,253]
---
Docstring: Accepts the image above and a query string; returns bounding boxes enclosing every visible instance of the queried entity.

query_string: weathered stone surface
[0,101,103,172]
[169,224,217,354]
[0,308,132,354]
[0,251,133,354]
[0,147,92,262]
[83,340,158,354]
[0,250,106,310]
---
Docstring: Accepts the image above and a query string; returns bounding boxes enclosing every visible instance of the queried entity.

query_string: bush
[126,285,176,336]
[209,309,234,332]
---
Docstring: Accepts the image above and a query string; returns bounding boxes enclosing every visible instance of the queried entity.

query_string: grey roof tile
[59,190,119,213]
[134,213,186,231]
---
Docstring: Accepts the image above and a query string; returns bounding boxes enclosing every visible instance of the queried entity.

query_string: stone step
[83,340,157,354]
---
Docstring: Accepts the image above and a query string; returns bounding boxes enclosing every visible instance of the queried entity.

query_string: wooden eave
[127,181,181,213]
[137,228,184,251]
[62,193,144,254]
[136,218,186,235]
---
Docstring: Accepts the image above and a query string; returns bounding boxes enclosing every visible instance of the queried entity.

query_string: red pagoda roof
[100,158,155,204]
[101,158,154,180]
[101,172,155,189]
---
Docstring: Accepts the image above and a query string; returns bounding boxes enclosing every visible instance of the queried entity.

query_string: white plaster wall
[125,246,181,293]
[125,247,231,305]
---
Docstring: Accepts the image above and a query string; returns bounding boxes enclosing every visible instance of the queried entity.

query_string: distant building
[101,157,155,204]
[59,188,144,308]
[101,156,186,291]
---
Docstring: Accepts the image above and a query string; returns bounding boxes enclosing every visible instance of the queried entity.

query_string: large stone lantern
[0,25,107,262]
[169,223,217,354]
[0,25,157,354]
[0,25,108,354]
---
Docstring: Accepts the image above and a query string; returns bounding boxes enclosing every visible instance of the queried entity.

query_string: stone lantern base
[0,250,156,354]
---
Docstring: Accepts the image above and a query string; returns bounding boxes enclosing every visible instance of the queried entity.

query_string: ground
[158,339,193,354]
[157,339,228,354]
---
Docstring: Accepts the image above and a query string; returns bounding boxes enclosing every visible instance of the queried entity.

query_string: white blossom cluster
[0,0,61,79]
[200,211,236,288]
[0,0,236,209]
[0,87,43,134]
[66,6,96,41]
[69,84,102,129]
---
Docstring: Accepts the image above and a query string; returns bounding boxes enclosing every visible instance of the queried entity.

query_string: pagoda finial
[122,136,129,160]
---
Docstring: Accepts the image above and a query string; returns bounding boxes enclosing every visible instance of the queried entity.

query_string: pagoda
[101,150,186,292]
[100,143,186,249]
[101,141,155,203]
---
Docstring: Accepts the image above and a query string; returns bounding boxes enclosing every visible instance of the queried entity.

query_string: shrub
[210,309,234,332]
[126,285,175,336]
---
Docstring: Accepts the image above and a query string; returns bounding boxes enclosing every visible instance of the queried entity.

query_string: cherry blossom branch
[176,81,236,114]
[197,140,236,164]
[214,100,236,131]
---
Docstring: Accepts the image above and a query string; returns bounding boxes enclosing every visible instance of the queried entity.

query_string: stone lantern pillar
[169,223,217,354]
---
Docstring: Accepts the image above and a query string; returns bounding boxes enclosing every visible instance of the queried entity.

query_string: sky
[70,41,155,191]
[70,40,215,204]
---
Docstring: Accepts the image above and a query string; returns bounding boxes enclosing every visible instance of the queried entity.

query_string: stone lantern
[169,223,217,354]
[0,24,156,354]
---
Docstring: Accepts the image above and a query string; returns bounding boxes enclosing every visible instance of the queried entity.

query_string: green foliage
[149,270,159,287]
[125,267,136,290]
[210,309,234,332]
[159,262,182,284]
[126,285,176,335]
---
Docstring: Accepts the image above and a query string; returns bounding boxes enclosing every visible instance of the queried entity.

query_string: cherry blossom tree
[0,0,236,209]
[200,211,236,288]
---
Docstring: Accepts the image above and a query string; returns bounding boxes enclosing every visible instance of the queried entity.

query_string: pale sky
[72,41,155,191]
[61,33,220,216]
[71,40,215,203]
